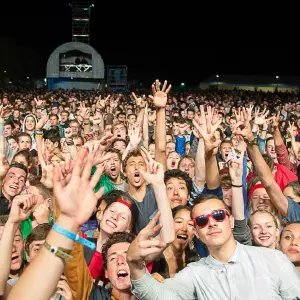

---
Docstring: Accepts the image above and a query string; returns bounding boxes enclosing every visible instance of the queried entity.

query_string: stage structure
[106,65,128,91]
[46,42,105,90]
[70,0,93,44]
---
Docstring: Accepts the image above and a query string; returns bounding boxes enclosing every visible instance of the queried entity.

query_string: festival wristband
[44,240,73,262]
[52,223,96,250]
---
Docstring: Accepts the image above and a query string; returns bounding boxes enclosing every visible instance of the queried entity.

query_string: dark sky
[0,0,299,86]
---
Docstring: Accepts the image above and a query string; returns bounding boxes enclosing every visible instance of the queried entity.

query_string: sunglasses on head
[193,209,230,228]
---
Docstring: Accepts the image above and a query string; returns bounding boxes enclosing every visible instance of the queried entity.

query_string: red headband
[248,184,265,202]
[117,199,131,209]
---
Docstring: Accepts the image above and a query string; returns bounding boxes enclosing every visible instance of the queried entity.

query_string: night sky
[0,0,299,86]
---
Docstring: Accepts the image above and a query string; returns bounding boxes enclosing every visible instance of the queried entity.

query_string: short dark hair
[102,232,135,269]
[4,120,15,130]
[49,114,59,120]
[25,223,52,254]
[104,147,122,162]
[44,129,61,148]
[112,138,127,148]
[172,205,192,219]
[164,169,193,196]
[16,132,32,143]
[0,215,9,226]
[117,112,126,119]
[192,194,230,214]
[8,162,28,176]
[13,150,32,167]
[122,149,142,171]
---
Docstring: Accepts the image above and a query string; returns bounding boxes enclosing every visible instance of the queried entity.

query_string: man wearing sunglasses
[127,194,300,300]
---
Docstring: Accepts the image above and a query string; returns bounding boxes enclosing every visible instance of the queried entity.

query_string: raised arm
[0,195,37,296]
[228,148,245,220]
[8,149,105,300]
[127,213,195,299]
[193,106,221,190]
[150,80,171,169]
[139,146,175,246]
[234,108,289,216]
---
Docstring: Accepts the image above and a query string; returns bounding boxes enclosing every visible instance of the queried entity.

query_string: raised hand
[149,79,171,108]
[8,194,38,224]
[287,121,296,138]
[34,97,43,108]
[33,203,50,225]
[271,111,281,130]
[192,106,221,156]
[233,108,253,140]
[93,111,103,126]
[79,102,90,120]
[53,148,105,228]
[0,154,9,179]
[41,165,54,189]
[246,104,254,120]
[36,113,49,130]
[254,107,270,126]
[0,105,11,119]
[128,123,141,148]
[138,147,164,185]
[234,107,242,122]
[228,147,244,185]
[132,92,147,109]
[127,212,166,264]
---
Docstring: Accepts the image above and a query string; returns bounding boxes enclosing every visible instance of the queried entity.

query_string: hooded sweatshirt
[22,114,38,150]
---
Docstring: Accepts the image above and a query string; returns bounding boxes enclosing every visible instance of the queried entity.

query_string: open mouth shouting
[11,255,20,265]
[177,233,188,242]
[110,166,117,177]
[117,269,129,280]
[133,171,141,183]
[171,160,176,168]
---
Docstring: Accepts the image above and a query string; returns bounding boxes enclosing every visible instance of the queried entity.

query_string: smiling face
[8,138,19,152]
[125,155,146,188]
[105,242,131,292]
[100,202,132,236]
[280,223,300,265]
[25,116,35,132]
[166,177,189,209]
[192,199,234,249]
[250,188,273,212]
[3,167,26,198]
[250,211,279,249]
[173,209,195,250]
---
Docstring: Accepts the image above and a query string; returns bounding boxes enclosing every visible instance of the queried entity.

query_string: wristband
[35,130,43,135]
[231,184,243,188]
[52,223,96,250]
[44,240,73,261]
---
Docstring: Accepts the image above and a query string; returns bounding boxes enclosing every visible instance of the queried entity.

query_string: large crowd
[0,81,299,300]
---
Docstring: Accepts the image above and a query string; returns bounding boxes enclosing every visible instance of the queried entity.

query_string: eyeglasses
[193,209,230,228]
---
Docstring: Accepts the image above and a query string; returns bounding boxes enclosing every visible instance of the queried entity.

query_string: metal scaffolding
[71,0,92,44]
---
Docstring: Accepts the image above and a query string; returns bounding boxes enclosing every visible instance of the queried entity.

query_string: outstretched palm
[149,79,171,108]
[139,147,164,185]
[53,148,105,227]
